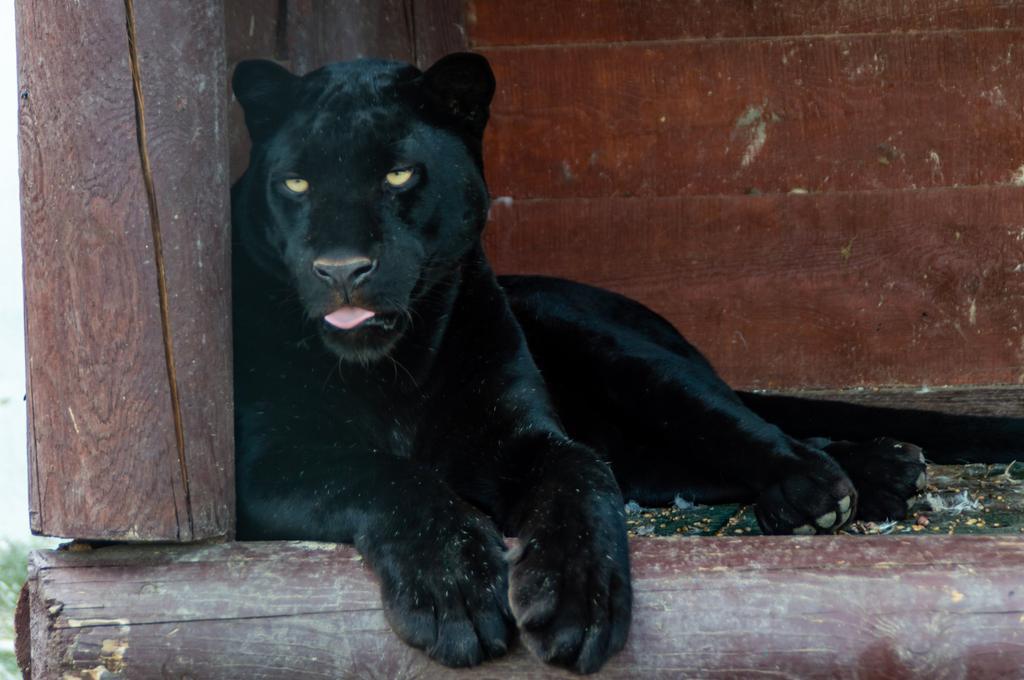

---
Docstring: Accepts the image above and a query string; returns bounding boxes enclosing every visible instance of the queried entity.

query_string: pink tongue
[324,306,375,330]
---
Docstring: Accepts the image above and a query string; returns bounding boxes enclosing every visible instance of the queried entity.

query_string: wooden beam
[414,0,468,69]
[468,0,1024,47]
[484,189,1024,390]
[16,0,233,541]
[763,385,1024,418]
[477,31,1024,200]
[16,538,1024,678]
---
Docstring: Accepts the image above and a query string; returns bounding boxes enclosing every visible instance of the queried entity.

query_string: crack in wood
[273,0,289,61]
[54,607,387,630]
[123,0,193,540]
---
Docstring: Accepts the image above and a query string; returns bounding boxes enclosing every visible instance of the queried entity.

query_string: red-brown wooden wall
[471,0,1024,391]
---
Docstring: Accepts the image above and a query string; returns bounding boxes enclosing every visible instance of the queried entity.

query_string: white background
[0,0,30,543]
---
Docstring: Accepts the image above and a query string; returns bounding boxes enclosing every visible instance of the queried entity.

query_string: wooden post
[15,537,1024,678]
[17,1,233,541]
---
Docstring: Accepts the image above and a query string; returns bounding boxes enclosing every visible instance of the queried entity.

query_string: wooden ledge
[17,537,1024,678]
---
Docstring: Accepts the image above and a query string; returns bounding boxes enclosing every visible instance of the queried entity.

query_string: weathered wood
[284,0,417,75]
[414,0,468,68]
[484,189,1024,389]
[469,0,1024,47]
[469,2,1024,391]
[766,385,1024,418]
[17,538,1024,678]
[17,1,233,540]
[224,0,282,181]
[477,31,1024,199]
[133,1,235,541]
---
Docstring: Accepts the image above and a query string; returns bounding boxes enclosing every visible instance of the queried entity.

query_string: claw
[792,524,816,535]
[838,495,852,513]
[815,510,837,528]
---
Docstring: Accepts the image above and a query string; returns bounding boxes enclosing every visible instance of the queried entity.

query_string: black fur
[232,54,1022,673]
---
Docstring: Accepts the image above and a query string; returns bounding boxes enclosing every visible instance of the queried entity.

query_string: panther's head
[232,54,495,363]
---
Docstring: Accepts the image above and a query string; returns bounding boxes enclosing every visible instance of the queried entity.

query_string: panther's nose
[312,256,377,291]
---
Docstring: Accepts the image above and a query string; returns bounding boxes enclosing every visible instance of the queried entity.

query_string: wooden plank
[477,31,1024,199]
[484,188,1024,389]
[414,0,468,69]
[766,385,1024,418]
[284,0,417,75]
[17,538,1024,678]
[16,1,232,540]
[224,0,282,181]
[469,0,1024,47]
[133,1,235,539]
[17,2,181,539]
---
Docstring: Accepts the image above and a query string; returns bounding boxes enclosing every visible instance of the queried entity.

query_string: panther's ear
[417,53,495,138]
[232,59,299,142]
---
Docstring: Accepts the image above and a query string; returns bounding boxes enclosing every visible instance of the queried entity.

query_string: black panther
[231,53,1022,673]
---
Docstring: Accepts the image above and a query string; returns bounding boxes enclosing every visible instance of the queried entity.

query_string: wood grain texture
[478,30,1024,199]
[470,2,1024,391]
[485,188,1024,388]
[224,0,282,181]
[133,0,235,539]
[280,0,466,73]
[284,0,417,75]
[19,538,1024,679]
[414,0,468,68]
[469,0,1024,47]
[16,1,232,540]
[766,385,1024,418]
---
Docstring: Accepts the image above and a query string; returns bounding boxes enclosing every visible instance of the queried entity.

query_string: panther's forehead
[305,59,416,111]
[286,60,421,150]
[271,109,416,175]
[309,104,408,140]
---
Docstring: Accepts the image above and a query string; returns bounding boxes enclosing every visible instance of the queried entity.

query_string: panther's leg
[492,435,633,675]
[502,275,856,534]
[236,431,513,668]
[420,305,633,673]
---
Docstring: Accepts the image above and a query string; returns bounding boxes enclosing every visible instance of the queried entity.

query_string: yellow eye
[284,178,309,193]
[385,169,414,187]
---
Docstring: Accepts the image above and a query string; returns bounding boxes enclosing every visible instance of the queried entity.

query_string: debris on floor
[625,462,1024,537]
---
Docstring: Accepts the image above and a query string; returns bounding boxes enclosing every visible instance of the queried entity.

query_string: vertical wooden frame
[17,1,233,541]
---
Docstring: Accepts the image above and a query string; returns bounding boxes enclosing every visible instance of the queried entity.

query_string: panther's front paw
[825,437,928,521]
[371,510,513,667]
[755,465,857,535]
[508,502,632,674]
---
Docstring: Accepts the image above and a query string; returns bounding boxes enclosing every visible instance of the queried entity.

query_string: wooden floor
[628,462,1024,537]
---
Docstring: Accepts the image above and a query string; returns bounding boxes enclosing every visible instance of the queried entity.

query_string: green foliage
[0,538,55,680]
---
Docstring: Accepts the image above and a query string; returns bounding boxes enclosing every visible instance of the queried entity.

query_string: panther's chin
[318,313,406,364]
